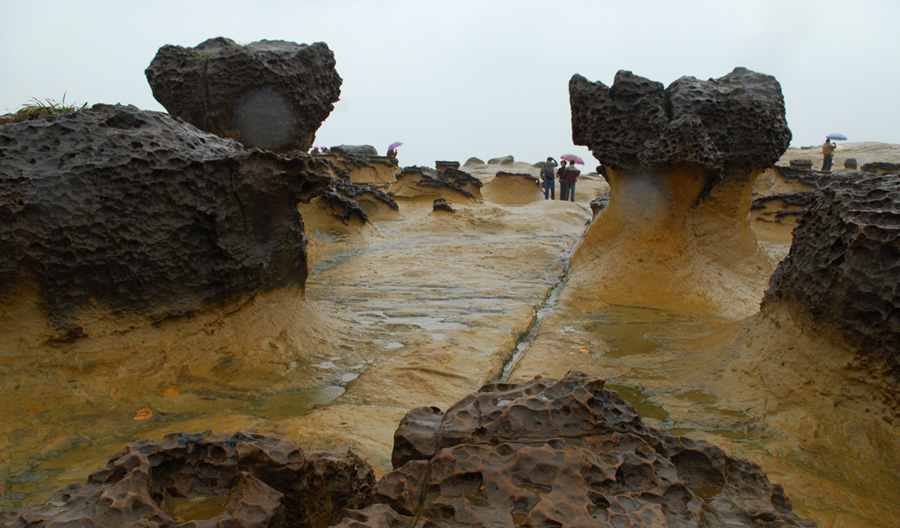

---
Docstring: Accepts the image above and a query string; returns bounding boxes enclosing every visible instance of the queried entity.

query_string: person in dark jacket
[540,157,558,199]
[557,160,569,200]
[564,163,580,201]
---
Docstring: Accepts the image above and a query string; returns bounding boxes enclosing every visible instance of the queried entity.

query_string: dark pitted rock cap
[0,104,331,325]
[0,430,375,528]
[765,172,900,381]
[570,67,792,177]
[335,371,816,527]
[146,37,342,153]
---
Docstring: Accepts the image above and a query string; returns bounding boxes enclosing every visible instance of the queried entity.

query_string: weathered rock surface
[146,37,341,152]
[388,167,483,202]
[765,172,900,381]
[481,171,542,205]
[570,67,791,180]
[0,430,375,528]
[334,371,815,527]
[861,161,900,174]
[0,104,330,324]
[318,146,400,186]
[319,177,399,224]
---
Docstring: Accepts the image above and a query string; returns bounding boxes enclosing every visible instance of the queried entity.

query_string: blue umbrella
[827,133,847,141]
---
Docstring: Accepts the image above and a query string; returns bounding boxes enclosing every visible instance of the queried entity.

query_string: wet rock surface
[334,371,816,527]
[765,171,900,381]
[0,104,330,324]
[0,430,375,528]
[570,67,791,179]
[146,37,341,152]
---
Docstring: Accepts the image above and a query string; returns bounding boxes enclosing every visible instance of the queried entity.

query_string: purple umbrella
[561,154,584,165]
[388,141,403,152]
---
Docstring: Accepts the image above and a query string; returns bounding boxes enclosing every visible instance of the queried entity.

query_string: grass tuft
[3,93,88,123]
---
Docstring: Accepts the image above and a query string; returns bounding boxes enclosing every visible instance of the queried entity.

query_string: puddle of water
[244,386,344,420]
[604,383,669,422]
[383,315,468,331]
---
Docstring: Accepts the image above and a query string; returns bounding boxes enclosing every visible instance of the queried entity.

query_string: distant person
[540,157,558,199]
[822,138,836,172]
[564,163,581,202]
[387,149,398,158]
[557,160,569,200]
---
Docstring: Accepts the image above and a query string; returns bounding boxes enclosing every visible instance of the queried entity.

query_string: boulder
[145,37,341,152]
[463,157,485,167]
[0,104,330,325]
[334,371,815,527]
[570,67,791,178]
[764,171,900,381]
[844,158,858,169]
[0,430,375,528]
[330,145,379,158]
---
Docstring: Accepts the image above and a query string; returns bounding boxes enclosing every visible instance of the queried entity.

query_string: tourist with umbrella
[821,134,845,172]
[561,154,584,201]
[387,141,403,158]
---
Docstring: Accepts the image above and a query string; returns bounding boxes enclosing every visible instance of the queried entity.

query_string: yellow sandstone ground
[2,147,899,527]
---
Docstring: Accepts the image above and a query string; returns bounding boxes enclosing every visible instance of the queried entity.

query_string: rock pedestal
[567,68,791,317]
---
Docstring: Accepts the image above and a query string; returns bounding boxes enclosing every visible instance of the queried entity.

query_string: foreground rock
[765,171,900,385]
[0,104,330,326]
[0,431,375,528]
[146,37,341,152]
[335,371,815,527]
[567,68,791,317]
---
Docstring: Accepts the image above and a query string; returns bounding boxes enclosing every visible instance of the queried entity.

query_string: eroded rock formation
[317,145,401,186]
[0,104,330,325]
[481,171,542,205]
[568,68,791,317]
[146,37,341,152]
[764,172,900,382]
[0,431,375,528]
[388,166,483,203]
[334,371,815,527]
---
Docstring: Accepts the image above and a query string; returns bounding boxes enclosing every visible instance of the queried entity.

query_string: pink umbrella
[561,154,584,165]
[388,141,403,152]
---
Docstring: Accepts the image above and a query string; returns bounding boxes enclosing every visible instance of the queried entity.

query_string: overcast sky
[2,0,898,168]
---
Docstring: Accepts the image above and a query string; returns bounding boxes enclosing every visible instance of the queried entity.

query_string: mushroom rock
[764,172,900,384]
[0,430,375,528]
[333,371,815,527]
[0,103,331,326]
[314,177,400,225]
[145,37,341,153]
[568,68,792,317]
[487,155,515,165]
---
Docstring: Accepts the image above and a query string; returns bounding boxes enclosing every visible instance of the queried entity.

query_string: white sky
[2,0,898,168]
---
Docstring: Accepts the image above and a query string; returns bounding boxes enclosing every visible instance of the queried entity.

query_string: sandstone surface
[146,37,341,152]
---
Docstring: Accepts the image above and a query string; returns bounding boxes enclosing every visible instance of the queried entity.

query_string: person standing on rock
[540,157,558,199]
[557,160,569,200]
[822,138,836,172]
